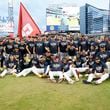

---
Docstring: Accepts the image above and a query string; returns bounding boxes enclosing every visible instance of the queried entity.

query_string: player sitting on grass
[48,55,63,83]
[63,57,79,84]
[71,53,89,78]
[83,56,109,84]
[16,55,48,78]
[0,54,17,78]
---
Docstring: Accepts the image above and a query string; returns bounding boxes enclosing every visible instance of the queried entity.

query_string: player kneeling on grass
[62,57,79,84]
[48,55,63,83]
[83,57,109,85]
[16,55,48,78]
[0,54,17,77]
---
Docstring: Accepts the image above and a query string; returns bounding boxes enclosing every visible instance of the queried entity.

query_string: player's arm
[26,45,31,54]
[45,47,50,52]
[33,46,35,54]
[104,68,108,74]
[12,65,16,70]
[103,63,108,74]
[66,44,70,51]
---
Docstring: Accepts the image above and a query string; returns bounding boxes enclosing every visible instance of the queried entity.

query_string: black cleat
[83,80,92,84]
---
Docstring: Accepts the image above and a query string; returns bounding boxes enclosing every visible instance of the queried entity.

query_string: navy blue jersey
[79,39,88,51]
[44,41,50,52]
[68,43,76,56]
[22,59,31,69]
[49,41,59,54]
[19,43,26,55]
[88,41,97,48]
[99,41,108,49]
[88,50,96,58]
[97,51,110,63]
[74,59,83,67]
[45,57,51,65]
[13,42,19,49]
[35,41,44,55]
[62,63,70,72]
[50,62,62,71]
[36,61,48,68]
[44,41,49,48]
[87,60,94,68]
[5,42,14,54]
[13,51,22,61]
[80,55,87,63]
[73,39,79,48]
[27,41,35,54]
[59,41,67,53]
[92,62,107,73]
[30,57,38,67]
[5,60,17,69]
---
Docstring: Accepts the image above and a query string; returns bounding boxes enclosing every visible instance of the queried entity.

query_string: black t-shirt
[13,51,22,61]
[68,43,76,56]
[5,59,17,69]
[88,50,96,58]
[50,62,62,71]
[92,62,107,73]
[73,39,79,48]
[88,41,97,49]
[49,41,59,54]
[35,41,44,55]
[44,41,49,48]
[22,59,31,69]
[79,39,88,51]
[27,41,35,54]
[36,61,48,68]
[87,60,94,68]
[30,57,38,67]
[97,51,110,63]
[99,41,108,49]
[13,42,19,49]
[62,63,70,72]
[19,43,26,55]
[80,55,87,63]
[44,41,50,53]
[59,41,67,53]
[74,59,83,68]
[5,42,14,54]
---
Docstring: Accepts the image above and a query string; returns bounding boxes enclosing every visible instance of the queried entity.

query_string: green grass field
[0,75,110,110]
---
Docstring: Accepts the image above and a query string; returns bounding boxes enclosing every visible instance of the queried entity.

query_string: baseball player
[48,55,63,83]
[62,57,79,84]
[83,57,108,84]
[0,54,17,77]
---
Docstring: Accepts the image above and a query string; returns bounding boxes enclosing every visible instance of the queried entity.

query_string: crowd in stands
[0,33,110,84]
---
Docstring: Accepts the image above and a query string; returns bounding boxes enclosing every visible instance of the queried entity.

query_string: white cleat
[68,80,75,84]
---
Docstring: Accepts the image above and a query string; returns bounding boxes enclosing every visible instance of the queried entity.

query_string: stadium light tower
[8,0,14,23]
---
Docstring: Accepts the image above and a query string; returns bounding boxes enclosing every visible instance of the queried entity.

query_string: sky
[0,0,109,32]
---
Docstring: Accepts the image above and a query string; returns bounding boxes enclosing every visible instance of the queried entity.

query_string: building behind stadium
[80,4,110,35]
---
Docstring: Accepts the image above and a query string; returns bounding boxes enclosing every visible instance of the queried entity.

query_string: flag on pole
[18,2,41,40]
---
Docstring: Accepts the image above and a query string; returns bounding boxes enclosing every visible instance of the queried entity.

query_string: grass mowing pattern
[0,75,110,110]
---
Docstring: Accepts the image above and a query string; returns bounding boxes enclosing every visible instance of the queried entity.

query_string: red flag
[18,2,41,40]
